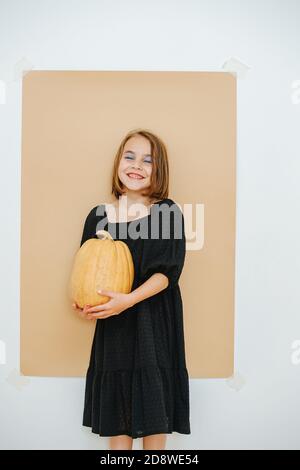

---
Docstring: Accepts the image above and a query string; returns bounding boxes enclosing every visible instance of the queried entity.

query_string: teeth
[128,173,143,179]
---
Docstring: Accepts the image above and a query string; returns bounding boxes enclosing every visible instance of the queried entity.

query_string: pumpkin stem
[96,229,114,240]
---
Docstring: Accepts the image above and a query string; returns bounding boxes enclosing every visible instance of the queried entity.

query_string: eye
[124,154,152,163]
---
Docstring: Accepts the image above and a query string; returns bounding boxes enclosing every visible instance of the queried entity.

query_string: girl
[72,129,191,450]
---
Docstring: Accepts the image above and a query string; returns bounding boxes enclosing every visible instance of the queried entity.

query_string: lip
[126,172,145,179]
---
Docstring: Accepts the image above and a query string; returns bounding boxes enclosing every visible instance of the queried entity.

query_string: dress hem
[82,422,191,439]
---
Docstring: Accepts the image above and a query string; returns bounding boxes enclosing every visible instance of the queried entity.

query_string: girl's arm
[137,201,186,299]
[127,273,169,306]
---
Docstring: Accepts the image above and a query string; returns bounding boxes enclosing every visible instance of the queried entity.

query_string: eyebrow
[124,150,152,157]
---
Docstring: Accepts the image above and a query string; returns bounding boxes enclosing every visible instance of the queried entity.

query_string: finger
[97,289,115,297]
[86,304,110,313]
[87,310,116,319]
[87,311,110,318]
[81,305,92,316]
[72,302,84,313]
[86,307,109,315]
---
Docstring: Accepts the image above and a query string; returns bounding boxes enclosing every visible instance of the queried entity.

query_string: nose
[131,162,143,170]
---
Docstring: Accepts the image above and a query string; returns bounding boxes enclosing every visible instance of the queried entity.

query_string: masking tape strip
[226,371,246,391]
[6,368,31,390]
[291,80,300,105]
[0,80,6,104]
[13,56,34,81]
[0,339,6,364]
[222,56,251,79]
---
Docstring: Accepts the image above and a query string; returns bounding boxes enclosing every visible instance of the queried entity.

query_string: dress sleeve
[80,206,97,247]
[140,202,186,291]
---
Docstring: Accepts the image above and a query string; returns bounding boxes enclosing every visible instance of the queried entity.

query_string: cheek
[119,161,126,170]
[118,162,128,176]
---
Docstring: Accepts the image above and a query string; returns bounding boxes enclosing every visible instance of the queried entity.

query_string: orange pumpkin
[69,230,134,308]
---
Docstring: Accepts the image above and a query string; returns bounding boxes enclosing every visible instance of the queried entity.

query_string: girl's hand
[85,289,135,320]
[72,301,96,321]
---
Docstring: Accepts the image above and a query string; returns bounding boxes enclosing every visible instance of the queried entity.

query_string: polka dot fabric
[80,198,191,438]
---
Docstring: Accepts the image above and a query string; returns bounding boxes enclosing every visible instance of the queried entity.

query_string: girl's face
[118,135,153,193]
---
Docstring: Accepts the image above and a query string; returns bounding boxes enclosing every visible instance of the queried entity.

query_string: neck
[119,192,152,208]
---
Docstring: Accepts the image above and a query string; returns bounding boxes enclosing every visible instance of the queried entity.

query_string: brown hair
[111,128,169,202]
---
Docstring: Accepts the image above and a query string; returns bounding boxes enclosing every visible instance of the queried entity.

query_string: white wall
[0,0,300,450]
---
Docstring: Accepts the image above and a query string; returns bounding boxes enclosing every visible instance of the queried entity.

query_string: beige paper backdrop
[20,70,236,378]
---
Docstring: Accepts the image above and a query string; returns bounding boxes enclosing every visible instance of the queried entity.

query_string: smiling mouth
[127,173,145,179]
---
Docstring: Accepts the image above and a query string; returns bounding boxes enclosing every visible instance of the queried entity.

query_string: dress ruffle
[82,364,190,439]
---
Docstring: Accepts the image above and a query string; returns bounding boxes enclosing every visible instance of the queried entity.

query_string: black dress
[80,197,191,439]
